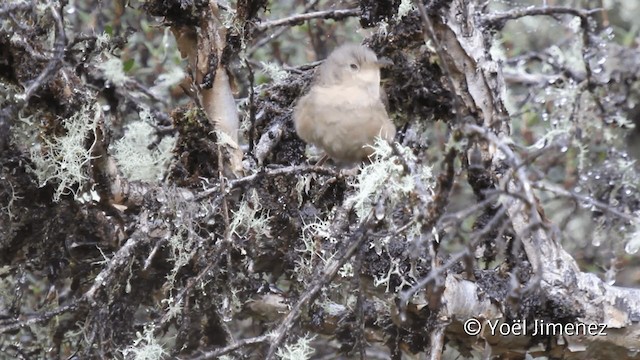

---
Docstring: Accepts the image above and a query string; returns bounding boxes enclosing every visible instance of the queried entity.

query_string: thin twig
[264,213,375,359]
[353,244,366,360]
[186,334,270,360]
[427,325,446,360]
[482,6,599,30]
[249,25,289,56]
[482,6,605,114]
[533,181,636,223]
[249,0,321,55]
[399,205,509,307]
[255,8,360,31]
[194,165,339,200]
[0,301,79,334]
[217,145,233,277]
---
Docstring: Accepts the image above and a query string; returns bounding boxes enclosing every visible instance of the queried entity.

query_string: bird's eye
[349,63,358,70]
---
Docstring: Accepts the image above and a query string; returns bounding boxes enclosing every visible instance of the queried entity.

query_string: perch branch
[194,165,339,200]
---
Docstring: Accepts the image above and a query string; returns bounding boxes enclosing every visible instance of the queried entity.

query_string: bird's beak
[375,57,394,67]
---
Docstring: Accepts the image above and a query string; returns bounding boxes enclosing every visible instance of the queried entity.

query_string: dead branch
[255,8,360,31]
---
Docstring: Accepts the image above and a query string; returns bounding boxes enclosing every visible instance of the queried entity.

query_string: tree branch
[255,8,360,31]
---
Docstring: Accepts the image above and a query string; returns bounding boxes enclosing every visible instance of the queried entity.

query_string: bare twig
[533,181,637,223]
[194,165,339,200]
[186,334,270,360]
[264,213,375,359]
[218,147,233,277]
[481,6,599,29]
[482,6,605,114]
[427,325,446,360]
[249,25,289,56]
[283,60,323,73]
[0,301,79,334]
[249,0,321,55]
[399,205,509,307]
[255,8,360,31]
[83,214,159,303]
[353,245,366,360]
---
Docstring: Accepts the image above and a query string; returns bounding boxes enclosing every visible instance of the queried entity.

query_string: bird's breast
[293,84,393,163]
[312,85,380,110]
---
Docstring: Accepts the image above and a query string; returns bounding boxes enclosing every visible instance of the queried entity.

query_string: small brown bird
[293,44,396,164]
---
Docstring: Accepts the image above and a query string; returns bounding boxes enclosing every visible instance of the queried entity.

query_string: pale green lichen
[261,62,289,83]
[30,102,100,202]
[395,0,415,20]
[347,137,434,220]
[97,56,127,86]
[295,216,336,283]
[165,230,197,286]
[276,334,316,360]
[121,324,167,360]
[294,174,312,204]
[229,188,272,240]
[113,107,176,182]
[150,66,185,99]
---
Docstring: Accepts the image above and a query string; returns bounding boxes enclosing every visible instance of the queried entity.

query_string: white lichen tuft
[95,31,111,49]
[276,334,316,360]
[347,137,434,220]
[121,324,167,360]
[229,188,272,240]
[294,214,355,281]
[0,179,21,219]
[161,296,184,322]
[30,102,100,202]
[97,56,127,86]
[395,0,415,20]
[376,21,389,38]
[166,230,197,286]
[150,66,185,99]
[261,61,289,83]
[113,107,176,182]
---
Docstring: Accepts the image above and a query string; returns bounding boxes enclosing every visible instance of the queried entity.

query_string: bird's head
[316,44,392,93]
